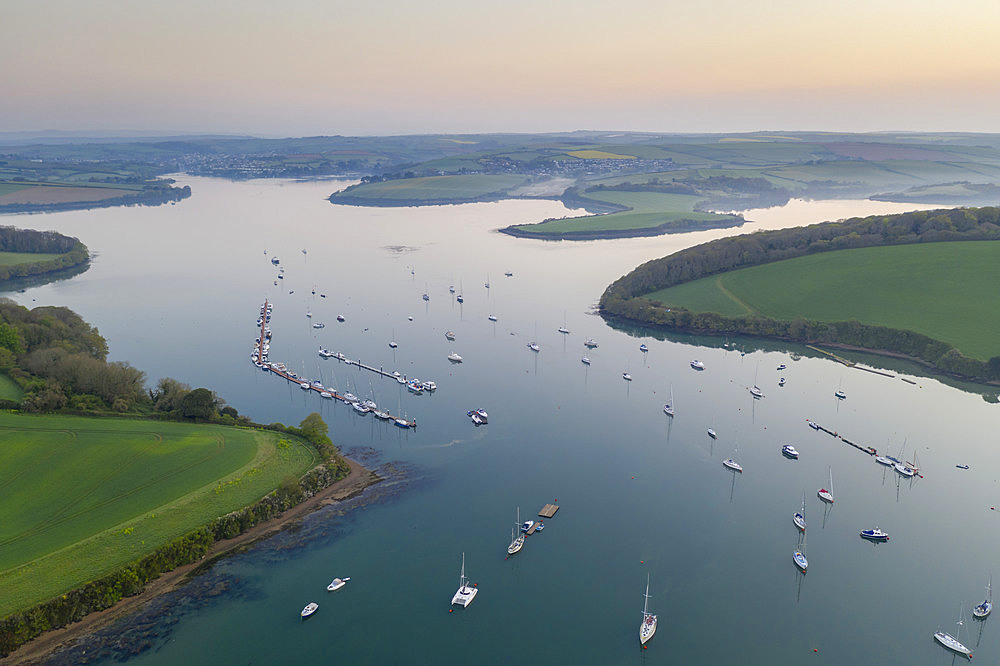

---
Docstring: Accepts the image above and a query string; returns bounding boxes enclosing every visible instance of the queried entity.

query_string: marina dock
[808,420,876,456]
[538,504,560,518]
[254,303,416,427]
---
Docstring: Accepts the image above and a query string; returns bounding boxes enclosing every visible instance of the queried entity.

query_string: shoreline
[5,456,381,665]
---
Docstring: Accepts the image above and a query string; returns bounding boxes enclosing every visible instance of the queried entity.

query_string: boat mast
[643,573,651,617]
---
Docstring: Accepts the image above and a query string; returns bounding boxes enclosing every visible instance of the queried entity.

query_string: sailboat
[793,534,808,572]
[507,508,524,555]
[558,311,570,334]
[389,328,398,349]
[818,468,835,503]
[663,385,675,417]
[722,446,742,472]
[451,553,478,607]
[749,360,763,398]
[639,573,657,645]
[973,575,993,619]
[934,605,973,658]
[793,493,806,531]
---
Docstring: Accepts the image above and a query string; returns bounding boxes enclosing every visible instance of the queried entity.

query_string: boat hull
[451,586,478,607]
[639,616,657,645]
[934,631,972,657]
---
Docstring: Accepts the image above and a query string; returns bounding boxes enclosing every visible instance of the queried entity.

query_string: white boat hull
[639,615,657,644]
[452,585,478,607]
[934,631,972,657]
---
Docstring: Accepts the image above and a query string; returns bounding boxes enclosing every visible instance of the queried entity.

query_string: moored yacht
[623,372,632,381]
[639,574,657,645]
[447,352,463,362]
[974,576,993,619]
[507,508,524,555]
[781,445,799,459]
[690,359,705,370]
[451,553,478,607]
[584,338,598,348]
[581,356,591,365]
[860,527,889,541]
[301,602,318,617]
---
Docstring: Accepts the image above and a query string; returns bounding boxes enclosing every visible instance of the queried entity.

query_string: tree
[180,388,217,420]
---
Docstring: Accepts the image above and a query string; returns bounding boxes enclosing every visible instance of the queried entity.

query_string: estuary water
[8,180,998,664]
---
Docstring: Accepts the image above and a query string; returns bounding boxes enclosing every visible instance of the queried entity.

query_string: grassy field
[0,374,23,400]
[0,251,65,266]
[0,414,318,615]
[510,191,741,234]
[646,241,1000,360]
[331,174,527,202]
[567,149,636,159]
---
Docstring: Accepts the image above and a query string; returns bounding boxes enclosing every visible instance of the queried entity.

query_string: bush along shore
[599,206,1000,383]
[0,416,363,658]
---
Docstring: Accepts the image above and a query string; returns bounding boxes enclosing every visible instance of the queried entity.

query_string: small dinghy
[327,577,351,591]
[301,602,319,617]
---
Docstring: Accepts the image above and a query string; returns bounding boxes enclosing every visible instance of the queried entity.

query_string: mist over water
[11,179,993,665]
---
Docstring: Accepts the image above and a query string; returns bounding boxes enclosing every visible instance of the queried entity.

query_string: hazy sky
[3,0,1000,136]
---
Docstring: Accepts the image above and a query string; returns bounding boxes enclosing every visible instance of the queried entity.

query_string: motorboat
[445,331,456,340]
[342,392,358,403]
[584,339,598,348]
[581,356,591,365]
[468,409,488,424]
[406,381,423,394]
[534,522,544,531]
[520,519,535,532]
[623,372,632,381]
[448,352,463,362]
[361,399,377,411]
[320,392,333,399]
[690,360,705,370]
[336,315,345,322]
[639,574,657,645]
[808,421,820,430]
[300,382,311,390]
[781,445,799,459]
[301,602,318,617]
[451,553,478,607]
[326,577,350,591]
[352,402,370,414]
[860,527,889,541]
[488,314,497,321]
[311,380,324,389]
[421,381,437,391]
[470,412,485,425]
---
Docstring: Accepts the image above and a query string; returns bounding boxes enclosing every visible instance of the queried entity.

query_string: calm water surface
[9,182,997,664]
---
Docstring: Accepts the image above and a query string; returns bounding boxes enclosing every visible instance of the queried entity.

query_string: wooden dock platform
[538,504,559,519]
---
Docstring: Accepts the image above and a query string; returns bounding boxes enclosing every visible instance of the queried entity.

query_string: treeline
[600,206,1000,382]
[0,415,357,657]
[0,183,190,214]
[0,227,89,282]
[0,299,254,423]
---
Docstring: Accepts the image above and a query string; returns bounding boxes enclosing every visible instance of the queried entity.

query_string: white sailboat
[663,385,675,417]
[639,573,657,645]
[793,493,806,532]
[451,552,478,607]
[793,534,808,572]
[507,508,524,555]
[934,605,973,658]
[817,467,834,503]
[973,575,993,619]
[722,446,742,472]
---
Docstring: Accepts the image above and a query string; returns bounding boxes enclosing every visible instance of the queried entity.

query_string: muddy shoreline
[5,457,381,665]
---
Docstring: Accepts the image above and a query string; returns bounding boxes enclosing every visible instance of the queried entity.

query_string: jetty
[321,352,438,391]
[538,504,560,518]
[807,420,876,456]
[254,303,416,427]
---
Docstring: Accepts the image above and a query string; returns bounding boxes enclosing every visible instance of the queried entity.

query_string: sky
[3,0,1000,137]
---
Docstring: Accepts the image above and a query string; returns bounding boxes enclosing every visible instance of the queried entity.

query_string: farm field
[646,241,1000,360]
[0,184,136,205]
[0,251,65,266]
[330,174,527,203]
[509,190,741,235]
[0,414,318,615]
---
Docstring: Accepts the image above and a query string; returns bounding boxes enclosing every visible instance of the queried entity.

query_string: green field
[0,374,23,400]
[0,251,65,266]
[0,414,318,615]
[331,174,527,202]
[510,191,740,234]
[647,241,1000,360]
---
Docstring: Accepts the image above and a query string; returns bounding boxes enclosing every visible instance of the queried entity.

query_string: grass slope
[647,241,1000,360]
[511,191,740,234]
[0,251,65,266]
[0,374,23,400]
[0,414,318,615]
